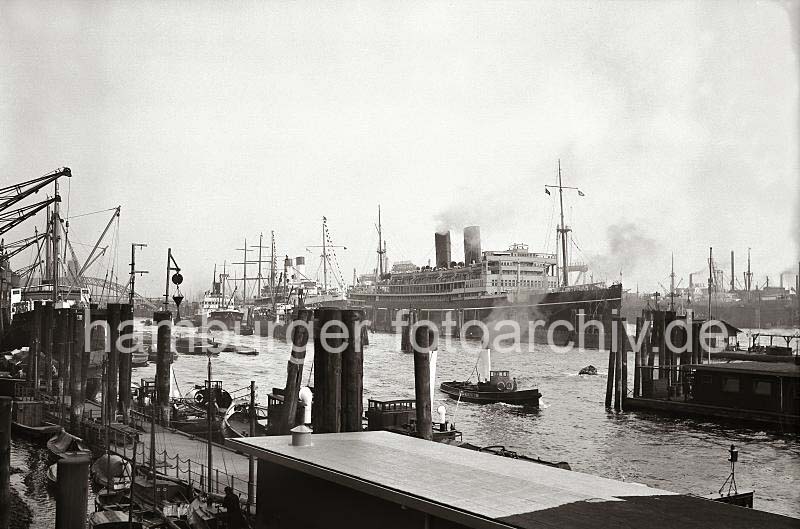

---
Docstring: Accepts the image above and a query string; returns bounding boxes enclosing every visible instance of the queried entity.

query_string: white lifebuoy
[496,382,506,391]
[194,392,204,404]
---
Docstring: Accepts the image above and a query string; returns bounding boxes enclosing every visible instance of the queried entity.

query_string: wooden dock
[46,397,257,505]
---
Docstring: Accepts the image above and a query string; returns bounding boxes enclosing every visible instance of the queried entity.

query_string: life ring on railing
[194,391,204,404]
[496,382,506,391]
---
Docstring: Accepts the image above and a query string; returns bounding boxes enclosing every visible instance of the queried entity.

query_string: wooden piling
[613,317,622,411]
[322,308,343,434]
[30,301,42,396]
[341,309,364,432]
[107,303,121,420]
[280,309,312,434]
[633,317,642,398]
[79,310,90,405]
[154,310,172,426]
[118,304,133,423]
[55,308,69,423]
[311,311,326,433]
[69,308,82,431]
[42,303,54,394]
[0,397,11,529]
[55,454,90,529]
[605,342,616,407]
[413,323,433,440]
[620,317,628,408]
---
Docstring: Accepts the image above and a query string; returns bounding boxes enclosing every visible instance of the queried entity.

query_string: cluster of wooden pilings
[20,302,141,428]
[309,308,365,434]
[630,309,698,403]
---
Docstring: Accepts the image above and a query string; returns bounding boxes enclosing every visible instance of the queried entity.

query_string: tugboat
[439,349,541,407]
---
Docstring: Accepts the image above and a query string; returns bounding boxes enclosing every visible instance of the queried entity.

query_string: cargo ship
[349,225,621,349]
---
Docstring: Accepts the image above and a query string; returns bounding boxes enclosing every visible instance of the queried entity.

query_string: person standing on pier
[223,486,247,528]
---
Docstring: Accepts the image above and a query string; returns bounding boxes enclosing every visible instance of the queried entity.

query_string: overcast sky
[2,1,798,299]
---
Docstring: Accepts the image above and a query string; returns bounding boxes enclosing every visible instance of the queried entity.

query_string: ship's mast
[745,247,753,299]
[557,161,568,287]
[270,231,276,298]
[377,205,384,278]
[707,247,713,321]
[544,160,583,288]
[670,252,675,312]
[322,217,328,293]
[236,238,248,305]
[129,243,147,306]
[255,233,263,297]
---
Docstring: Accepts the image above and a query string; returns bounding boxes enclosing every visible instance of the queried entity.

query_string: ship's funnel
[435,231,451,269]
[463,226,482,265]
[295,256,306,278]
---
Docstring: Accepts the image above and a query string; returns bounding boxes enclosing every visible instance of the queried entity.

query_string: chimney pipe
[435,232,451,269]
[463,226,482,266]
[730,251,735,292]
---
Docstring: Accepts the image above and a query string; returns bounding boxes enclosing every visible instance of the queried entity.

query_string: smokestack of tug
[435,231,451,269]
[463,226,481,265]
[295,256,305,278]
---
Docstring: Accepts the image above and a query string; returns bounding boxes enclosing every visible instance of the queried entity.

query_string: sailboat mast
[557,160,569,287]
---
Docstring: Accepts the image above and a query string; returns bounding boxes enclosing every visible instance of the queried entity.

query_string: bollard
[154,311,172,426]
[118,304,133,423]
[280,309,312,434]
[340,310,364,432]
[0,397,11,529]
[107,303,121,420]
[412,323,433,440]
[55,454,90,529]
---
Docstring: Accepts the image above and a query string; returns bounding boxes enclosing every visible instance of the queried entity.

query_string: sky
[2,1,798,300]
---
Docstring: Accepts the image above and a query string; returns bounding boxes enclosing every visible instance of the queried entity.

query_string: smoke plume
[590,222,658,284]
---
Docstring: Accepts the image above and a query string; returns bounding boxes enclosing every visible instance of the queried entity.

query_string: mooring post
[79,308,90,410]
[605,339,616,407]
[613,316,622,411]
[69,308,82,431]
[341,309,364,432]
[0,397,11,529]
[311,310,326,433]
[281,309,312,434]
[154,310,172,426]
[248,380,256,509]
[56,308,70,424]
[620,317,628,408]
[413,322,433,440]
[321,308,342,433]
[107,303,121,421]
[30,301,43,396]
[41,303,54,397]
[633,317,642,398]
[118,304,133,423]
[56,454,90,529]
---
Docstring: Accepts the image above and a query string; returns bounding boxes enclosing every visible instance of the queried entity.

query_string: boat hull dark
[439,381,541,406]
[352,284,622,350]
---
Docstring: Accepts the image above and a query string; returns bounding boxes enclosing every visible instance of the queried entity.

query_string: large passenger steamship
[348,226,622,350]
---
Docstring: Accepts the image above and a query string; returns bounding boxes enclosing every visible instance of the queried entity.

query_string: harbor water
[10,323,800,526]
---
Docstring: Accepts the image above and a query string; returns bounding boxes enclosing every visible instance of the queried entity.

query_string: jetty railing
[127,409,254,503]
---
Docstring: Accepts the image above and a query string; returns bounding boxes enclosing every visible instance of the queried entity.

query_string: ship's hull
[350,283,622,350]
[440,381,541,406]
